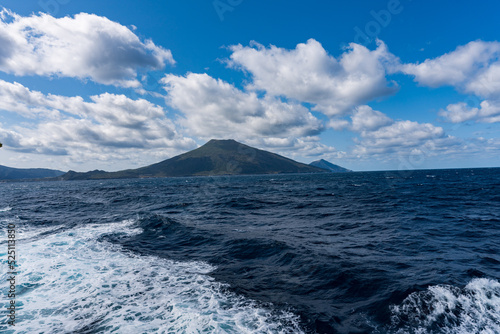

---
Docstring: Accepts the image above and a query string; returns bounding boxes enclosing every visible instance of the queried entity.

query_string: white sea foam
[0,206,12,212]
[390,278,500,333]
[0,219,303,333]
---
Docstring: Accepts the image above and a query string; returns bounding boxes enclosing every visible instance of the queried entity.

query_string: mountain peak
[207,139,237,143]
[203,139,242,149]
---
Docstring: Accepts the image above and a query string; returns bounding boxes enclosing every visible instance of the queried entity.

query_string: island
[60,139,349,180]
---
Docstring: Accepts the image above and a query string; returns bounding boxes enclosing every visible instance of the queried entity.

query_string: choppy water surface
[1,168,499,333]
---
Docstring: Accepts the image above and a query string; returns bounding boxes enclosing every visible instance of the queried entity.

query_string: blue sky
[0,0,500,171]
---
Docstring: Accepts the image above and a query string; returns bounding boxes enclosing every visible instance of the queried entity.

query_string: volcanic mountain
[61,139,330,180]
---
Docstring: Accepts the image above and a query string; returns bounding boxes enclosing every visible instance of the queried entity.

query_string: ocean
[0,168,499,333]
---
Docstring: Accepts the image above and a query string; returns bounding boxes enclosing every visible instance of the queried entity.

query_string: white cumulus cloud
[327,105,462,158]
[329,105,394,132]
[440,100,500,123]
[401,41,500,90]
[353,120,461,157]
[0,8,174,87]
[228,39,399,116]
[162,72,324,140]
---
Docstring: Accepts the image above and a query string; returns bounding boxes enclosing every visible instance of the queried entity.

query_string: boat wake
[0,219,303,333]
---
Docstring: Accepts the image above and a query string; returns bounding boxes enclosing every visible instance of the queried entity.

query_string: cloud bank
[0,80,194,164]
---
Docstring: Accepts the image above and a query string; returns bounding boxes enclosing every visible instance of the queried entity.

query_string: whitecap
[389,278,500,333]
[0,206,12,212]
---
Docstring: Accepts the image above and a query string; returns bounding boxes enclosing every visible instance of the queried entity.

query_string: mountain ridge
[0,165,65,180]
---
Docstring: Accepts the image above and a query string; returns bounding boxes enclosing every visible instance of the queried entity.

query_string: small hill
[61,139,327,180]
[0,165,65,180]
[309,159,351,173]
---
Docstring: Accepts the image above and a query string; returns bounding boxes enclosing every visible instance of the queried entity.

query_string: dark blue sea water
[1,168,499,333]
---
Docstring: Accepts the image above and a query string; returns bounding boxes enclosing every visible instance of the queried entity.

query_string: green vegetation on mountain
[61,139,328,180]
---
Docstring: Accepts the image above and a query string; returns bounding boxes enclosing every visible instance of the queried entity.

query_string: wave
[0,220,303,333]
[389,278,500,333]
[0,206,12,212]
